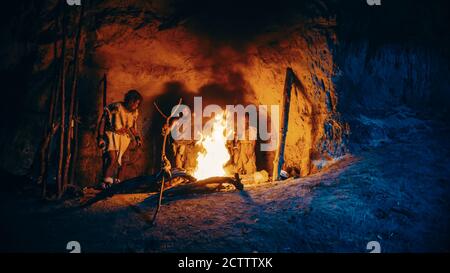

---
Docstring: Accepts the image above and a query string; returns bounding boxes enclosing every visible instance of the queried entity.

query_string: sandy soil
[1,118,449,253]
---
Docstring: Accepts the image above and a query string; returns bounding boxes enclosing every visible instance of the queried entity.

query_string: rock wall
[1,1,348,186]
[334,42,450,148]
[335,43,450,115]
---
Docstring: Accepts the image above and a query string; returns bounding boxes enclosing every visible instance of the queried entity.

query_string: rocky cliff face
[334,43,450,149]
[0,0,347,186]
[0,0,447,187]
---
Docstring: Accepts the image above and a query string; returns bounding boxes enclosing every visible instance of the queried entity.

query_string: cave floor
[1,121,449,253]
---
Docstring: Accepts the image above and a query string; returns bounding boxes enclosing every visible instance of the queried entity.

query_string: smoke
[159,0,335,48]
[152,71,253,112]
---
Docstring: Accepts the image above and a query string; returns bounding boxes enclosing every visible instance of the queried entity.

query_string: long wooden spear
[69,98,80,185]
[56,3,68,199]
[63,4,84,190]
[39,11,63,198]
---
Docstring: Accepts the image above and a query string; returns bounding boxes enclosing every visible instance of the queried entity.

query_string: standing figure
[97,90,143,188]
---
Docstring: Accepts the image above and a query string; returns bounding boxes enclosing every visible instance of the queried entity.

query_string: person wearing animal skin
[97,90,143,189]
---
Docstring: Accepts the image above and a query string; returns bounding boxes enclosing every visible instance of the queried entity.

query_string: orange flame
[192,112,231,180]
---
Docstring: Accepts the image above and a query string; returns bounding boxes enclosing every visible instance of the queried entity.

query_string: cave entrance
[145,67,303,187]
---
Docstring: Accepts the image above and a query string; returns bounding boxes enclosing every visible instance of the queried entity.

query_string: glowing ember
[193,112,231,180]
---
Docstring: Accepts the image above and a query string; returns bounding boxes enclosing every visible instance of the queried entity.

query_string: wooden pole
[102,73,107,109]
[272,68,296,181]
[47,62,58,129]
[63,5,84,190]
[40,17,62,198]
[69,98,79,185]
[51,38,62,129]
[99,73,107,179]
[57,5,68,199]
[40,123,60,196]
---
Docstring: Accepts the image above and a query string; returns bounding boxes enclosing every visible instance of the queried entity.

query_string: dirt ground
[1,118,449,253]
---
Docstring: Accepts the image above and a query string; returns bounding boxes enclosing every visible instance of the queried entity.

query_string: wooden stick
[47,61,58,129]
[153,102,168,119]
[151,172,166,224]
[272,68,295,181]
[96,73,108,180]
[69,98,80,185]
[40,123,60,197]
[63,4,84,190]
[102,73,107,109]
[57,4,68,199]
[40,7,66,198]
[39,20,62,198]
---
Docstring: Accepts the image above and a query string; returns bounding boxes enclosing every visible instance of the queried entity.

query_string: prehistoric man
[97,90,143,188]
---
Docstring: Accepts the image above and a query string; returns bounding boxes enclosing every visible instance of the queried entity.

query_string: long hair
[124,90,143,104]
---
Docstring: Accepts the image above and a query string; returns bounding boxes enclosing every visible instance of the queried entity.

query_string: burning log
[194,173,244,191]
[144,174,244,204]
[76,169,197,209]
